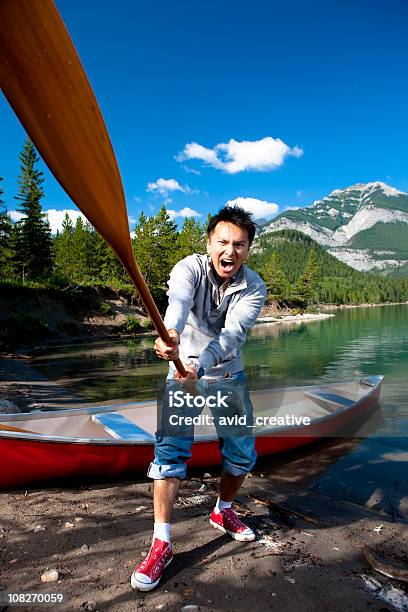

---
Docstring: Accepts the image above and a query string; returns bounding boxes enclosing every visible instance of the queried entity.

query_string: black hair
[206,205,256,246]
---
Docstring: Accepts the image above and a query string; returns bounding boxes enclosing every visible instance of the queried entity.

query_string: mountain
[259,182,408,274]
[249,229,408,304]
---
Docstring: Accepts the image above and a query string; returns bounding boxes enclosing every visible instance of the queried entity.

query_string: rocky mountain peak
[259,181,408,274]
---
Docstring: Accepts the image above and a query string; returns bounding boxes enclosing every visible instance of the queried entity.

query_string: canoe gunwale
[0,399,151,422]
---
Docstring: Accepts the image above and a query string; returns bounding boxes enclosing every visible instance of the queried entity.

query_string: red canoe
[0,376,383,489]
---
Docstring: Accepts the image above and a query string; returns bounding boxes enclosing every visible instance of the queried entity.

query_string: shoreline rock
[256,313,335,324]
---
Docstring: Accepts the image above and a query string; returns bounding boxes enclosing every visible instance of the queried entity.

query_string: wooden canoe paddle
[0,0,186,376]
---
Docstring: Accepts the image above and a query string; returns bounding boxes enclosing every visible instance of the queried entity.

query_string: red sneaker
[210,508,255,541]
[130,538,173,592]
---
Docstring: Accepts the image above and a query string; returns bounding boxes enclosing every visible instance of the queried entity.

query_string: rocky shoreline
[256,313,334,324]
[320,301,408,310]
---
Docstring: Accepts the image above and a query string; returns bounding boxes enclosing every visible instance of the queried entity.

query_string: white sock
[153,522,171,543]
[214,497,232,514]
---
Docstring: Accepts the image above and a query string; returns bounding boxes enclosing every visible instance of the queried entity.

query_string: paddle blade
[0,0,187,376]
[0,0,133,269]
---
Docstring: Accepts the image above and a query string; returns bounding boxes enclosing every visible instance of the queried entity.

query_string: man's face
[207,221,250,280]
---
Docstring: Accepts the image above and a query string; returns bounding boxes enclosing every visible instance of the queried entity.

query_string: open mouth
[220,259,235,272]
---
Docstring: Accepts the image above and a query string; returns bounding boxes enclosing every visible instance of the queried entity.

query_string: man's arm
[154,257,197,375]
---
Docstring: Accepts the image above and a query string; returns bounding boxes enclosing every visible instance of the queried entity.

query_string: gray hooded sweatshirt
[163,254,266,377]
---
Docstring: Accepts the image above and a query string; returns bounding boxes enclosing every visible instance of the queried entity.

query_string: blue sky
[1,0,407,232]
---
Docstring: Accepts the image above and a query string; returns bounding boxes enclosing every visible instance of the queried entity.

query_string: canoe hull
[0,380,381,489]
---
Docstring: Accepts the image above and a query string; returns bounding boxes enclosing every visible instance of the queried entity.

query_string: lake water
[31,304,408,518]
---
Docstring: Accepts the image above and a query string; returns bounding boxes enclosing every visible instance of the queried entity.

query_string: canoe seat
[304,390,354,413]
[360,375,383,387]
[92,412,155,441]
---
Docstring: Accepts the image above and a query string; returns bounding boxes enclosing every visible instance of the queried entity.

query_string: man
[131,205,266,592]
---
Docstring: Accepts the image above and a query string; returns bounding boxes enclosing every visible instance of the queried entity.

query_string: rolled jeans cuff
[222,458,256,477]
[147,461,187,480]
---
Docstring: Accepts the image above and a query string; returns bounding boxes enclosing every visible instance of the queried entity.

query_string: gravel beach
[1,472,407,611]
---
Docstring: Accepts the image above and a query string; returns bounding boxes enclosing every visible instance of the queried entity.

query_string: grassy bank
[0,283,153,350]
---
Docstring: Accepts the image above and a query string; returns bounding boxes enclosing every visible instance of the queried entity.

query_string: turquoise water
[248,304,408,438]
[32,304,408,436]
[32,304,408,517]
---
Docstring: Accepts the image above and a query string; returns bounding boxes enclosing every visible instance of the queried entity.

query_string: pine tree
[54,215,126,285]
[295,250,320,304]
[132,206,178,290]
[0,177,13,276]
[175,217,206,260]
[262,251,291,301]
[132,211,156,286]
[14,138,53,280]
[70,217,93,283]
[90,227,126,284]
[155,206,179,273]
[54,213,74,280]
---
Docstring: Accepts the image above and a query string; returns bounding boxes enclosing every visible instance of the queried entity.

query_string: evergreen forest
[1,138,408,312]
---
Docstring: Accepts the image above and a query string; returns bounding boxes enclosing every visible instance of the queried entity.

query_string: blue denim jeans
[147,370,257,480]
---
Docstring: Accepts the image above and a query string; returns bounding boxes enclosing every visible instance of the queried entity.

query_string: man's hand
[173,363,198,382]
[154,329,180,361]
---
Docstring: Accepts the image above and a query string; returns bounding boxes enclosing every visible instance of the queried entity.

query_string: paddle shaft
[0,0,186,376]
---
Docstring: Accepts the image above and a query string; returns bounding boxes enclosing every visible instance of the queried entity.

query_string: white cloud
[182,165,201,176]
[167,207,202,219]
[178,143,220,167]
[9,209,87,233]
[9,211,24,223]
[177,137,303,174]
[225,197,279,219]
[147,177,194,195]
[10,208,138,234]
[46,209,87,233]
